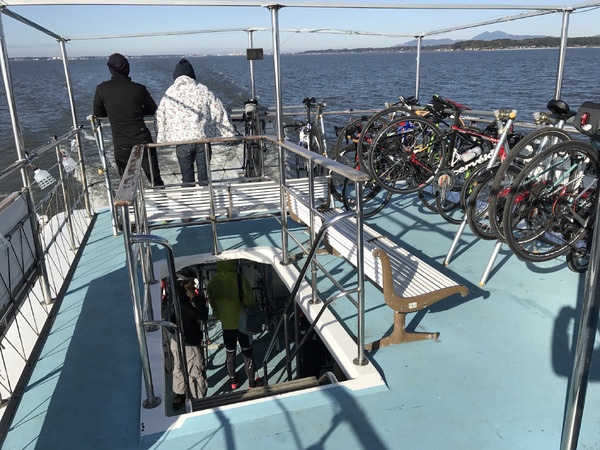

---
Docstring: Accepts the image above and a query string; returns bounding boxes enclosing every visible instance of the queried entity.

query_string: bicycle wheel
[333,117,364,161]
[434,164,487,225]
[566,247,589,273]
[466,166,520,240]
[502,140,598,262]
[310,123,326,176]
[489,127,571,240]
[330,142,359,204]
[368,115,445,194]
[356,105,410,174]
[342,172,393,219]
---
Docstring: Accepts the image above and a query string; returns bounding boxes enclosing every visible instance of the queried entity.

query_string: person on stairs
[207,260,260,390]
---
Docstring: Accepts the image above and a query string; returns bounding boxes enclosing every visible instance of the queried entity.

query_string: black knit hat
[173,58,196,80]
[107,53,130,77]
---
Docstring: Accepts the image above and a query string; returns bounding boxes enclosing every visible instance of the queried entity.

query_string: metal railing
[2,2,599,445]
[114,133,370,407]
[0,131,93,417]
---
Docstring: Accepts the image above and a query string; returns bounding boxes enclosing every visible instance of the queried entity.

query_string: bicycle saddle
[547,99,575,118]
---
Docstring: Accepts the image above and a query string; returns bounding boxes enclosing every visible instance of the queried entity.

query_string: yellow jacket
[207,260,255,330]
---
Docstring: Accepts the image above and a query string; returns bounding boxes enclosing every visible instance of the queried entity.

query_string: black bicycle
[242,98,266,178]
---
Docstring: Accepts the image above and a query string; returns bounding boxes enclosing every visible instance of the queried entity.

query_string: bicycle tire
[368,115,445,195]
[566,248,589,273]
[311,122,326,176]
[356,105,411,175]
[488,126,571,241]
[333,117,364,161]
[330,142,359,204]
[466,166,520,240]
[501,140,598,262]
[342,172,393,219]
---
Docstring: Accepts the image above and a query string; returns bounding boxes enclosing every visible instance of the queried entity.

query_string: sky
[1,1,599,57]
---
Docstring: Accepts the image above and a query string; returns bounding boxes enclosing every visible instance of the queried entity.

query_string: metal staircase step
[191,376,319,411]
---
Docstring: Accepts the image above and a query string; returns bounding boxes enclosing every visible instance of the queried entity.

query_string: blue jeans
[176,143,208,184]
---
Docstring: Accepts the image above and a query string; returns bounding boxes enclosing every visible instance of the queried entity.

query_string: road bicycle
[241,98,266,178]
[353,95,421,175]
[500,139,598,263]
[331,96,437,217]
[292,97,327,178]
[466,99,575,240]
[329,116,393,218]
[368,95,518,224]
[500,102,600,265]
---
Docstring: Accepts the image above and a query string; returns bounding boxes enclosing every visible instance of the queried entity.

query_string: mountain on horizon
[400,30,545,46]
[471,30,544,40]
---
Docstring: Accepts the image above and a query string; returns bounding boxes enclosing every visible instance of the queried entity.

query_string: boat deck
[3,191,599,449]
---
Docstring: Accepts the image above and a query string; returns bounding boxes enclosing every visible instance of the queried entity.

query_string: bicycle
[467,99,575,241]
[330,96,438,217]
[241,98,266,179]
[499,102,600,264]
[480,99,575,241]
[354,95,421,175]
[329,114,392,218]
[501,140,597,262]
[368,95,517,224]
[292,97,327,178]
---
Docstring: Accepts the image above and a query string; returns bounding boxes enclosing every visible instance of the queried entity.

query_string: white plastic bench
[144,177,329,223]
[288,196,469,348]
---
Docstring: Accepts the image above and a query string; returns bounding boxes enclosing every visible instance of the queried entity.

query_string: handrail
[115,132,372,383]
[147,135,370,185]
[261,208,357,385]
[122,230,194,411]
[278,289,355,385]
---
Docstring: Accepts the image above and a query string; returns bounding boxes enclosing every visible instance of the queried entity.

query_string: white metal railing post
[120,206,161,409]
[59,39,92,217]
[55,144,77,252]
[307,160,319,305]
[248,29,256,99]
[554,9,571,101]
[560,195,600,449]
[0,11,27,189]
[269,4,289,264]
[415,35,423,101]
[133,185,157,326]
[354,181,367,366]
[88,116,119,235]
[0,12,53,305]
[205,142,220,255]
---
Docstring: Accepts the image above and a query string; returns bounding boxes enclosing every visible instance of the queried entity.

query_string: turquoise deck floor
[2,192,600,450]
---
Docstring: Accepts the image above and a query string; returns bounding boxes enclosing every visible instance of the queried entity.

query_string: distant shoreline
[295,46,600,56]
[297,35,600,56]
[8,38,600,61]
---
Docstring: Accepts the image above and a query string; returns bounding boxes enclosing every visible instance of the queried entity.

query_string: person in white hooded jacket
[156,58,235,184]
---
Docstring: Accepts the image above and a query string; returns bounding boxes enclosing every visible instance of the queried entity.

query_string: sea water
[1,48,599,202]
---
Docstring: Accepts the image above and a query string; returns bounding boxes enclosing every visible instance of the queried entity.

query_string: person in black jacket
[170,269,208,408]
[93,53,164,185]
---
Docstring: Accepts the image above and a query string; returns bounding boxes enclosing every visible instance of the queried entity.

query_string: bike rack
[443,109,517,286]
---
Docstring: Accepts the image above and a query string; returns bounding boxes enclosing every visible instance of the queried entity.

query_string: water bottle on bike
[458,146,482,162]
